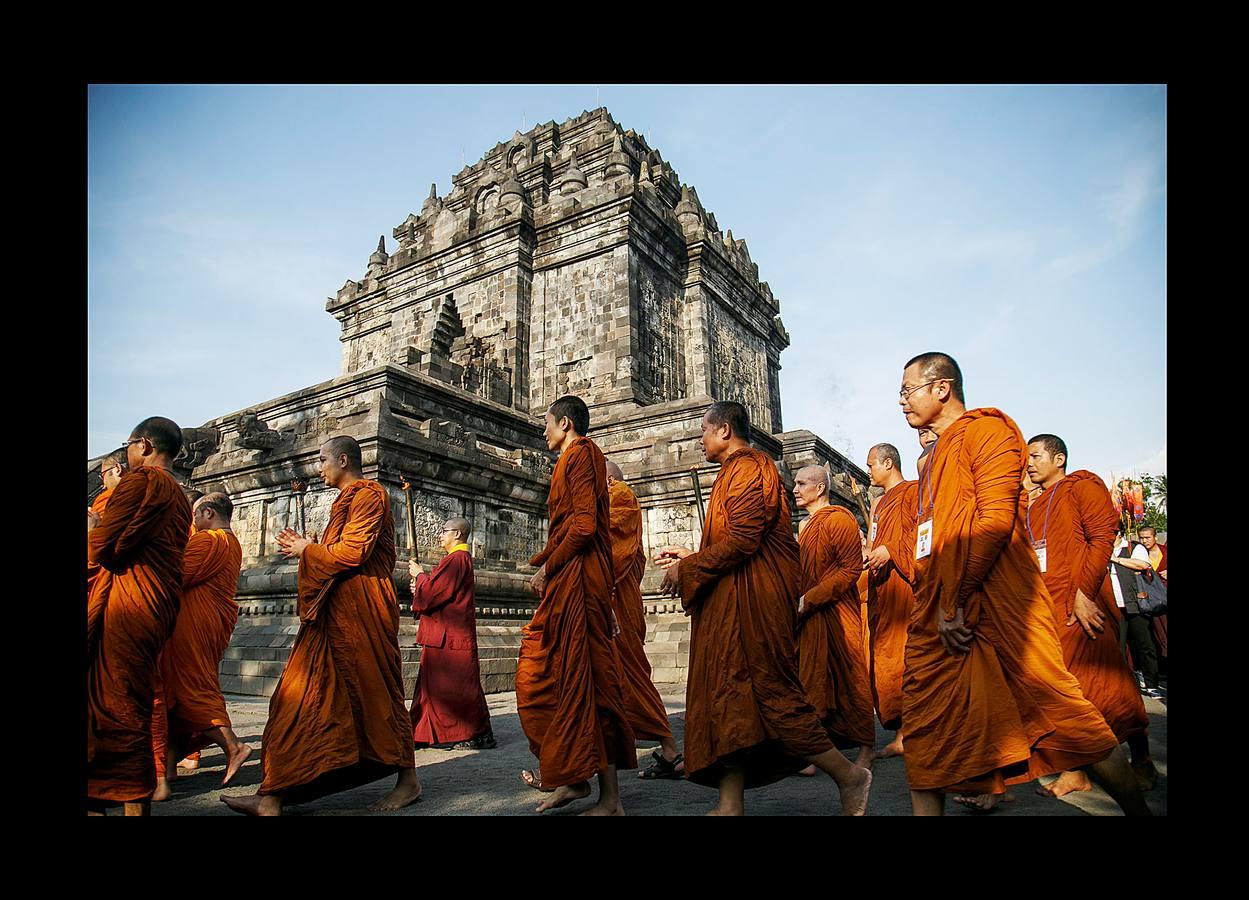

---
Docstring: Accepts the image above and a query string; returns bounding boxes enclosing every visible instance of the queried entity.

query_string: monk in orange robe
[86,455,125,596]
[792,466,876,768]
[1025,434,1155,795]
[655,401,871,816]
[604,460,683,779]
[222,436,420,815]
[516,395,636,815]
[87,418,192,815]
[862,443,917,759]
[149,492,253,800]
[897,352,1149,815]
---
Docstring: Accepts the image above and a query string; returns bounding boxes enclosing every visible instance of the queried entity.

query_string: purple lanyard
[1026,479,1066,546]
[917,437,940,521]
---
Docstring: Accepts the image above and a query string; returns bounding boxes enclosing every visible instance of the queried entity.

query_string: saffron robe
[678,447,833,789]
[797,505,876,748]
[258,479,414,803]
[86,486,115,595]
[607,479,673,741]
[903,409,1118,793]
[409,547,492,745]
[866,480,918,730]
[153,528,242,765]
[87,467,191,803]
[1031,471,1149,742]
[516,437,636,787]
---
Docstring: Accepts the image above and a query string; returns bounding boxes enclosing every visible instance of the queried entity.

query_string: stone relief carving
[236,411,294,451]
[709,303,768,430]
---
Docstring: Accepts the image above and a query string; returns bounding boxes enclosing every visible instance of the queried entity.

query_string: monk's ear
[1054,452,1066,470]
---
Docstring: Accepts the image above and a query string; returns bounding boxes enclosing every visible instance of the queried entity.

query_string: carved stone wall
[708,300,770,429]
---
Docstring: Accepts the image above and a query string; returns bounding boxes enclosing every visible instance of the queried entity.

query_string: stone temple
[87,107,871,698]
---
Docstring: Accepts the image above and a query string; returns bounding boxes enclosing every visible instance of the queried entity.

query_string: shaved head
[868,443,901,471]
[796,465,831,496]
[322,435,363,473]
[903,351,965,403]
[605,459,624,481]
[195,491,233,523]
[130,416,183,457]
[445,517,471,540]
[706,401,751,441]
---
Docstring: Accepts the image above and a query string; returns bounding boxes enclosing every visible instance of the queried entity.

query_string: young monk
[792,466,876,769]
[605,459,683,779]
[150,493,252,801]
[408,517,494,751]
[898,352,1149,815]
[87,418,192,815]
[655,401,872,816]
[862,443,917,760]
[517,395,636,815]
[222,436,420,815]
[1024,434,1155,795]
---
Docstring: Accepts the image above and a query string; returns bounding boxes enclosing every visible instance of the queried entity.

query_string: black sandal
[638,747,684,780]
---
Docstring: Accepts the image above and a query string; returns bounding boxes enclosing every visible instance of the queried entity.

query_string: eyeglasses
[124,437,150,447]
[899,379,947,400]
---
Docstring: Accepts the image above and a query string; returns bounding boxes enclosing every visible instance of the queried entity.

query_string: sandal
[520,769,555,793]
[638,747,684,780]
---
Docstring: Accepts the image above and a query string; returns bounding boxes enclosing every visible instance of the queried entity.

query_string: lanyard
[1026,479,1066,546]
[917,437,940,521]
[874,481,904,523]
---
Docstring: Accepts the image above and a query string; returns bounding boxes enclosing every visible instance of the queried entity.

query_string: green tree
[1138,473,1167,533]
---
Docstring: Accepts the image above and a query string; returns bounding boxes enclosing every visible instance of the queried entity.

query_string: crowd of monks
[86,351,1162,816]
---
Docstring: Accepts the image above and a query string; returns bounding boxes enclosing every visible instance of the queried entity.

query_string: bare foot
[1132,758,1159,792]
[953,791,1015,812]
[178,755,200,772]
[221,743,253,787]
[535,781,591,812]
[368,777,422,811]
[876,734,904,759]
[580,801,625,816]
[152,777,172,802]
[838,766,872,816]
[1036,770,1093,798]
[796,764,818,777]
[221,793,281,816]
[520,769,555,793]
[855,748,876,770]
[705,804,743,816]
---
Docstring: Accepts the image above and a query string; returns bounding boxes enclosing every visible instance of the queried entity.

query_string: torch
[400,474,417,555]
[289,478,307,535]
[689,466,706,529]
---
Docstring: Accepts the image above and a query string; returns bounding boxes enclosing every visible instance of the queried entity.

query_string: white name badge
[1034,541,1047,573]
[870,522,878,544]
[915,520,933,559]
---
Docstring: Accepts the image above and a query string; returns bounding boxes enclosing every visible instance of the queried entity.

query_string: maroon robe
[409,549,492,745]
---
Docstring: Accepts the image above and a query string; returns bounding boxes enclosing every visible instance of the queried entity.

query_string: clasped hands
[653,546,692,600]
[87,507,100,532]
[276,527,318,559]
[864,544,891,575]
[937,606,974,655]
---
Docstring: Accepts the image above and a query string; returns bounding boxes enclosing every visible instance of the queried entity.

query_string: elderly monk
[517,395,636,815]
[149,492,252,801]
[898,352,1149,815]
[792,466,876,768]
[655,401,871,816]
[87,418,192,815]
[408,517,494,750]
[862,443,917,760]
[604,459,684,779]
[1024,435,1155,796]
[222,436,420,815]
[86,455,126,595]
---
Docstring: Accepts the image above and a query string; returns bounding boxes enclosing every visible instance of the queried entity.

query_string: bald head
[445,517,471,541]
[605,460,624,482]
[100,454,126,491]
[866,443,903,489]
[903,351,965,403]
[192,491,233,531]
[793,464,832,511]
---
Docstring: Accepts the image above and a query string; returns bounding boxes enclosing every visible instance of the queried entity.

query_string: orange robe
[516,437,636,787]
[86,486,114,595]
[607,479,673,742]
[257,479,413,804]
[797,505,876,748]
[903,409,1118,794]
[1030,471,1148,742]
[87,467,191,803]
[866,480,918,730]
[678,447,833,788]
[156,529,243,761]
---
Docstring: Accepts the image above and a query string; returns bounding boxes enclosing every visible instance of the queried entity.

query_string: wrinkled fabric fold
[866,480,918,730]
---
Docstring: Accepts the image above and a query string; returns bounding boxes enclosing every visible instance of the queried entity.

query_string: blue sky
[88,84,1166,482]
